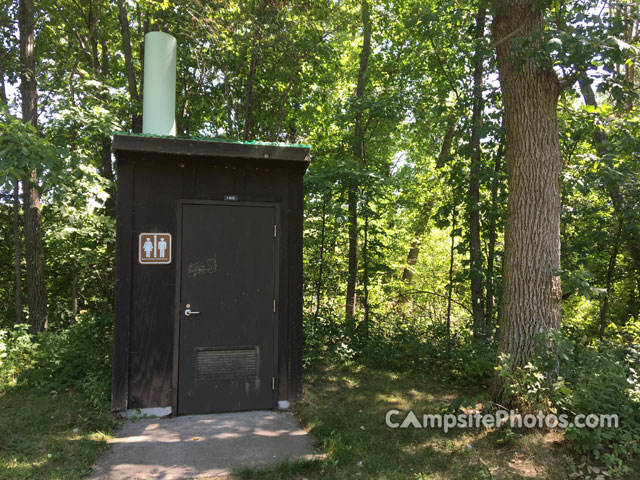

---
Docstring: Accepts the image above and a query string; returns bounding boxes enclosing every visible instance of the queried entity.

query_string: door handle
[184,308,200,317]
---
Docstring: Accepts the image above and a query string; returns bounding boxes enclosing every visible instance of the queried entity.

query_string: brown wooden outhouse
[111,133,310,415]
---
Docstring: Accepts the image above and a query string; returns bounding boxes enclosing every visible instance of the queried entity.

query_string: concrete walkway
[90,410,318,479]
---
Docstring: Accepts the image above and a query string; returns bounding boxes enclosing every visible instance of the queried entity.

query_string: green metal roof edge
[112,132,311,150]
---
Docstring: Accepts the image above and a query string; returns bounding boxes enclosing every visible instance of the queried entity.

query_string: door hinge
[273,299,276,312]
[272,377,275,390]
[273,225,277,238]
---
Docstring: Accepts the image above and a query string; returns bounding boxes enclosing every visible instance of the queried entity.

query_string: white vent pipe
[142,32,177,136]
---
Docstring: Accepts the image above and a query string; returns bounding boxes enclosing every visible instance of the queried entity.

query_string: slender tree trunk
[71,231,78,324]
[345,0,371,330]
[314,199,327,324]
[118,0,142,133]
[436,117,458,168]
[491,0,563,401]
[485,143,504,329]
[274,57,300,141]
[345,187,359,328]
[402,240,424,284]
[0,49,7,104]
[402,241,421,284]
[579,77,640,305]
[4,46,19,324]
[20,0,48,334]
[101,137,116,216]
[401,201,433,285]
[287,104,299,143]
[223,70,234,135]
[362,202,370,339]
[13,182,22,325]
[600,217,623,337]
[446,213,457,339]
[469,4,486,340]
[244,35,260,141]
[624,3,637,112]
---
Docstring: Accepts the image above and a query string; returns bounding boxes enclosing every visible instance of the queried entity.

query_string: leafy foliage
[497,331,640,474]
[0,313,113,408]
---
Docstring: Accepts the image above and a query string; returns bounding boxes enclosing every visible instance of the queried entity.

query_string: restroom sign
[139,233,172,264]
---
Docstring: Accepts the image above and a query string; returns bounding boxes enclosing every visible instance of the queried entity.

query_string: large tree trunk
[469,4,486,340]
[491,0,563,400]
[345,0,371,330]
[19,0,48,334]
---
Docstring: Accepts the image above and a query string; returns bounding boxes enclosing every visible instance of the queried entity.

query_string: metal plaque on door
[139,233,172,264]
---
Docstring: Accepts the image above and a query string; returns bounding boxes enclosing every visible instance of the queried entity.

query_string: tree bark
[20,0,48,334]
[491,0,563,401]
[345,187,359,328]
[4,56,20,324]
[71,231,78,324]
[13,182,22,325]
[446,212,457,339]
[101,136,116,216]
[401,200,433,284]
[485,143,504,329]
[469,4,486,340]
[243,35,260,141]
[600,217,622,337]
[313,199,327,324]
[436,117,458,168]
[362,202,370,338]
[118,0,142,133]
[0,48,7,104]
[345,0,371,330]
[402,242,421,284]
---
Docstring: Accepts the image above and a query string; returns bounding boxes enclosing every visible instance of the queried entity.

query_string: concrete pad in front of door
[90,410,319,479]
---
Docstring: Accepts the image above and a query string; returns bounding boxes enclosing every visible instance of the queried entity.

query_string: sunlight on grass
[0,388,117,480]
[238,363,580,480]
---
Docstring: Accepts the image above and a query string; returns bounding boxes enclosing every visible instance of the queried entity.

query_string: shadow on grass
[236,363,503,479]
[0,386,116,480]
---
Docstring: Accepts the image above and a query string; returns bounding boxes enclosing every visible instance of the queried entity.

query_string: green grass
[0,387,116,480]
[236,362,582,480]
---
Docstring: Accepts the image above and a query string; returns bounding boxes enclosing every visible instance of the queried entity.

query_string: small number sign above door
[139,233,172,264]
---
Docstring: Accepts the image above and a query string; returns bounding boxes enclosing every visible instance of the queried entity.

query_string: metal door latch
[184,308,200,316]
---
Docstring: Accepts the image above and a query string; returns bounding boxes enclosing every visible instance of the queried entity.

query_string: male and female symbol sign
[138,233,172,264]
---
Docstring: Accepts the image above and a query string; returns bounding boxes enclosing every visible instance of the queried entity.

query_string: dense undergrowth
[0,312,113,408]
[1,309,638,478]
[304,313,640,477]
[0,312,117,479]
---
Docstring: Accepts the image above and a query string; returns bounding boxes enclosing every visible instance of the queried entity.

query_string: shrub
[0,312,113,408]
[497,331,640,475]
[0,323,38,387]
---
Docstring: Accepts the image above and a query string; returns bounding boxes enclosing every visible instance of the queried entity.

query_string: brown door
[178,203,277,414]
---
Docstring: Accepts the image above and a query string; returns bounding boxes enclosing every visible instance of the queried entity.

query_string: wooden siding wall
[112,149,305,411]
